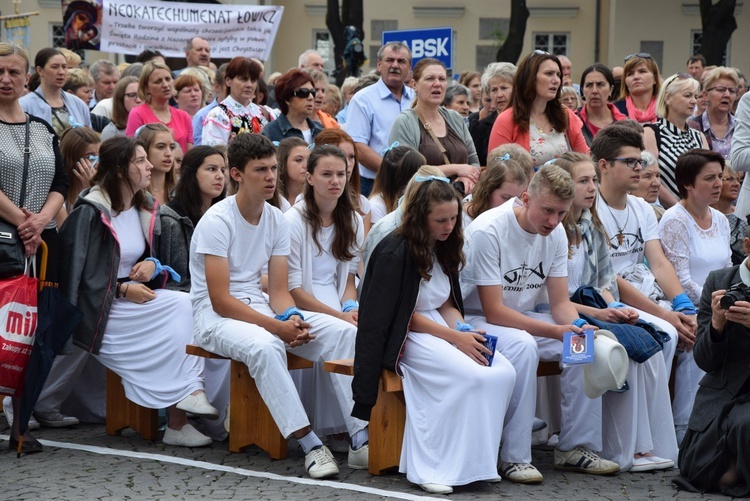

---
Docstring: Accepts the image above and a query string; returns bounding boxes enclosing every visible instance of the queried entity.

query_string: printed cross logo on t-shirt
[503,261,546,286]
[608,228,645,251]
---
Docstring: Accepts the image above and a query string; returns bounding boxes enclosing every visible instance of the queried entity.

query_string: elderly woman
[174,73,204,119]
[0,42,68,453]
[389,58,481,194]
[629,150,666,221]
[20,47,91,135]
[470,62,516,166]
[614,53,662,124]
[644,73,709,208]
[488,51,589,170]
[336,76,359,124]
[261,69,323,143]
[688,67,740,159]
[577,64,627,146]
[675,231,750,496]
[125,61,193,152]
[559,86,581,110]
[711,162,746,265]
[304,68,340,129]
[658,149,732,445]
[443,83,471,120]
[202,57,271,146]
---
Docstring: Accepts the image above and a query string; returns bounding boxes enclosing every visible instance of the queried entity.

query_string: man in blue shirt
[346,42,414,196]
[193,63,228,146]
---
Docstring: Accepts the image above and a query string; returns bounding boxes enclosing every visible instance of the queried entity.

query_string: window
[691,30,729,66]
[479,18,510,41]
[51,23,66,49]
[533,33,569,56]
[312,29,335,76]
[371,20,397,42]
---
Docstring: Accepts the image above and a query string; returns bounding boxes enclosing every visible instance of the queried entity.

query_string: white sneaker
[419,483,453,494]
[554,446,620,475]
[162,424,213,447]
[34,411,79,428]
[348,444,369,470]
[3,396,40,431]
[647,456,675,470]
[176,393,219,420]
[631,456,659,472]
[305,445,339,479]
[499,461,544,484]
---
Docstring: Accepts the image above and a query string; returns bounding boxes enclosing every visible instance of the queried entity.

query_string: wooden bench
[106,369,159,441]
[186,344,313,459]
[324,358,562,475]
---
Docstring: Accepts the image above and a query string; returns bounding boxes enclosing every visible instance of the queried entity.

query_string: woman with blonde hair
[125,61,193,152]
[644,73,709,208]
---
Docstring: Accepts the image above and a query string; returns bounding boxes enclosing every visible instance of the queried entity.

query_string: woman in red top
[488,51,588,170]
[576,64,627,146]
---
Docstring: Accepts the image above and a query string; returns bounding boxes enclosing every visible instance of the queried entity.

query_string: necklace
[598,190,630,245]
[149,103,171,123]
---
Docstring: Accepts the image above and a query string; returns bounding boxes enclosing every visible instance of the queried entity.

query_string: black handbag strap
[18,114,30,208]
[34,91,69,132]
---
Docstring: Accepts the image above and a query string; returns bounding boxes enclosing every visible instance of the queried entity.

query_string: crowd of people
[1,36,750,497]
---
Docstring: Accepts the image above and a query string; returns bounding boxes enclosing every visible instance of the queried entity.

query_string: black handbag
[0,114,31,279]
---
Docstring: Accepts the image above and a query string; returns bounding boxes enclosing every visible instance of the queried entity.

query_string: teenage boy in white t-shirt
[462,165,621,483]
[591,124,697,373]
[189,134,368,479]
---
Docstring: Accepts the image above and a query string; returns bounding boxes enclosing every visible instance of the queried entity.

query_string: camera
[720,282,750,309]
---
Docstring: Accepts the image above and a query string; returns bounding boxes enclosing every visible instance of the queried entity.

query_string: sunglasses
[664,72,693,90]
[532,49,551,57]
[624,52,652,63]
[292,88,317,99]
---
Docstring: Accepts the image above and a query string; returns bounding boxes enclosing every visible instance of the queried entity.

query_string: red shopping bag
[0,273,38,397]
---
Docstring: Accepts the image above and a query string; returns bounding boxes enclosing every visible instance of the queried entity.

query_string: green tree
[496,0,529,64]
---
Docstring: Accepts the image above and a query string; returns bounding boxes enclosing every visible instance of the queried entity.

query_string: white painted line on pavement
[1,435,445,501]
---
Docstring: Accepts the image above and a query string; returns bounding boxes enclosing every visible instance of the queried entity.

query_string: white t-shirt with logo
[596,194,659,275]
[190,196,290,311]
[461,205,568,316]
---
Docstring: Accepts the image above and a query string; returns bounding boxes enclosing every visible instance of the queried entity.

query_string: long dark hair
[172,146,226,226]
[510,51,567,134]
[276,136,308,201]
[398,179,465,280]
[60,127,100,208]
[314,128,364,213]
[303,145,358,262]
[371,146,425,213]
[93,136,151,214]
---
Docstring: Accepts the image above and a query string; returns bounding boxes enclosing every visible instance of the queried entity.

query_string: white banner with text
[100,0,283,60]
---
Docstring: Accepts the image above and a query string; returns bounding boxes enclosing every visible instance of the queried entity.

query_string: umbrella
[15,279,82,456]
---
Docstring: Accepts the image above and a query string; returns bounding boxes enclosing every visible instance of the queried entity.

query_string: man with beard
[346,42,414,196]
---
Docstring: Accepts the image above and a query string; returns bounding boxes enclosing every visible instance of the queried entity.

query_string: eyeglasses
[610,157,648,169]
[291,88,316,99]
[624,52,652,63]
[124,92,139,100]
[707,86,738,95]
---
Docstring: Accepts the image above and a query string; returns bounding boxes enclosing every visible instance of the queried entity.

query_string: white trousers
[193,300,367,439]
[528,312,603,453]
[601,353,679,471]
[466,315,539,464]
[671,349,704,427]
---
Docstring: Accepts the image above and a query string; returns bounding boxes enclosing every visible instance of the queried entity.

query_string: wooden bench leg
[106,369,159,441]
[228,360,287,459]
[368,384,406,475]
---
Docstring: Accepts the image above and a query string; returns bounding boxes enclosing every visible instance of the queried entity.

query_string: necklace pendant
[617,232,624,245]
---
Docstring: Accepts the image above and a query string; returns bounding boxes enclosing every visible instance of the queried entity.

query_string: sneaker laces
[505,462,535,472]
[307,446,334,468]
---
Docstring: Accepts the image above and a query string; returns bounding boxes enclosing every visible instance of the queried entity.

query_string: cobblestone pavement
[1,416,724,501]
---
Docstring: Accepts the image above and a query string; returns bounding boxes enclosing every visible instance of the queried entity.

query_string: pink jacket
[488,107,589,156]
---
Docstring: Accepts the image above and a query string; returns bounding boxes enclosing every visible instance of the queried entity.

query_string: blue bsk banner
[98,0,283,60]
[381,27,453,70]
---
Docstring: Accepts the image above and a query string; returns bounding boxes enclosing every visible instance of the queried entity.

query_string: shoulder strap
[35,91,69,132]
[18,114,30,208]
[644,122,661,153]
[415,110,451,165]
